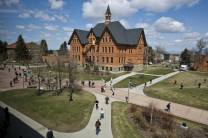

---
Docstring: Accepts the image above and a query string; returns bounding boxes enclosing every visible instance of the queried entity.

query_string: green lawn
[112,102,141,138]
[144,67,174,75]
[114,74,158,88]
[144,71,208,110]
[0,89,95,132]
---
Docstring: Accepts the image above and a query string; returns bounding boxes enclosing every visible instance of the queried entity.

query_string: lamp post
[49,70,51,90]
[127,79,131,103]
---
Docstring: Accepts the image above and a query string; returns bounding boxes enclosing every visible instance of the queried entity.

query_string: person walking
[198,82,201,88]
[95,119,101,135]
[111,87,115,96]
[180,83,184,89]
[88,80,91,87]
[144,82,147,88]
[100,108,104,120]
[166,103,171,112]
[95,100,99,110]
[105,96,109,104]
[46,129,54,138]
[4,107,10,126]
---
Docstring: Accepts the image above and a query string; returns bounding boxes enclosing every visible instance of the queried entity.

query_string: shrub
[133,110,149,130]
[129,104,138,113]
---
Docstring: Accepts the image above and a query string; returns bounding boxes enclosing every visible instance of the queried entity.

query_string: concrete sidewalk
[106,72,137,86]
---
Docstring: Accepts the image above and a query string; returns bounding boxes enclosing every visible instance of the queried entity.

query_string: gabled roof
[68,29,89,45]
[92,23,105,38]
[7,43,16,49]
[75,29,89,45]
[68,21,147,46]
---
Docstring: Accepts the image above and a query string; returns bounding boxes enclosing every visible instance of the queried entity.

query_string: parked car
[180,65,188,71]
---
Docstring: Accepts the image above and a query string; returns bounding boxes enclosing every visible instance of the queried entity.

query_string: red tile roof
[7,43,16,49]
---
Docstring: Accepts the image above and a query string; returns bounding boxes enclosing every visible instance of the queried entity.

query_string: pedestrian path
[106,72,137,86]
[128,71,180,95]
[0,92,117,138]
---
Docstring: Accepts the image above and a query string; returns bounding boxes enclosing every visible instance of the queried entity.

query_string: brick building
[6,42,41,62]
[68,6,147,71]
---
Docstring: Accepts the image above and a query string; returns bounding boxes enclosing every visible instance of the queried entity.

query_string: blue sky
[0,0,208,53]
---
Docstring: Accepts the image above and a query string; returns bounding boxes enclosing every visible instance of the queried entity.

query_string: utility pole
[127,79,131,103]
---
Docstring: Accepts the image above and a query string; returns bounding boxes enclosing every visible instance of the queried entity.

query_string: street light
[49,70,51,90]
[127,79,131,103]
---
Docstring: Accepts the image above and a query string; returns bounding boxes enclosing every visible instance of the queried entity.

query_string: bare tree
[155,46,166,63]
[196,38,207,63]
[68,60,78,101]
[57,58,63,95]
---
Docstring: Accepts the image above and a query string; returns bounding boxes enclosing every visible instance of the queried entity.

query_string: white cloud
[130,0,200,12]
[135,22,149,29]
[18,10,67,23]
[49,0,64,9]
[45,25,58,31]
[82,0,137,20]
[205,32,208,37]
[27,24,41,30]
[34,11,55,21]
[16,25,25,29]
[18,12,31,18]
[86,23,93,29]
[120,19,129,28]
[0,0,20,6]
[174,39,182,43]
[154,17,185,33]
[54,14,67,22]
[16,24,41,31]
[82,0,200,20]
[41,32,51,38]
[63,27,73,32]
[184,32,201,41]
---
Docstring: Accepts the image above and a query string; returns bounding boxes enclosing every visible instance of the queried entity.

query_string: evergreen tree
[40,39,48,56]
[0,40,8,61]
[15,35,29,61]
[180,48,191,66]
[59,41,68,55]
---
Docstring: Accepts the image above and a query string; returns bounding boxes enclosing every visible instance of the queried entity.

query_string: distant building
[170,54,180,64]
[68,6,147,71]
[27,42,42,63]
[6,43,16,61]
[42,50,69,66]
[6,41,41,62]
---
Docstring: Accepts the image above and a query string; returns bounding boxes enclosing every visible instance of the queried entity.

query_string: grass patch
[112,102,141,138]
[144,67,174,75]
[144,71,208,110]
[0,89,96,132]
[114,74,157,88]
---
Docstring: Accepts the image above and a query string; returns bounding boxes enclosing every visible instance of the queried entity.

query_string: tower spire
[105,5,111,25]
